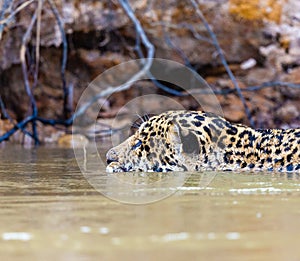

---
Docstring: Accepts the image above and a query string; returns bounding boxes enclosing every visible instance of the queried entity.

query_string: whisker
[136,113,145,122]
[143,114,150,121]
[131,122,141,129]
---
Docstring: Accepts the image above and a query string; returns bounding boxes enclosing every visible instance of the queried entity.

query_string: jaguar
[106,110,300,173]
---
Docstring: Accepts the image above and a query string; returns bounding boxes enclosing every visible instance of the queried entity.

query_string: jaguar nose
[106,148,118,164]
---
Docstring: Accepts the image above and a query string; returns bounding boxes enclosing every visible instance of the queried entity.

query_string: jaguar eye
[132,139,142,150]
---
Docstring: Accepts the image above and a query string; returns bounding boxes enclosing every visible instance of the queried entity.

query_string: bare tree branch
[72,0,155,121]
[0,0,11,40]
[190,0,254,127]
[33,0,43,88]
[0,115,36,142]
[0,0,35,39]
[189,81,300,96]
[246,82,300,92]
[47,0,70,119]
[0,94,35,139]
[20,10,39,144]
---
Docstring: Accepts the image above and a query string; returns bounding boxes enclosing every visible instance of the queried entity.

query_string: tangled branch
[190,0,254,126]
[0,1,299,144]
[0,0,70,143]
[71,0,155,121]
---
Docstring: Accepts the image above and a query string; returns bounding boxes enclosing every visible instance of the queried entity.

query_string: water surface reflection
[0,145,300,260]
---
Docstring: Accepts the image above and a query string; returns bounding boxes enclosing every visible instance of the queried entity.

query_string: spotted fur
[106,110,300,173]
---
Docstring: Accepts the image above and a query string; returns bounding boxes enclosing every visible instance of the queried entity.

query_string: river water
[0,145,300,260]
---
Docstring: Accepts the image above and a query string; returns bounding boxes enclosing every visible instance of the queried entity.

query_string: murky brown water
[0,145,300,260]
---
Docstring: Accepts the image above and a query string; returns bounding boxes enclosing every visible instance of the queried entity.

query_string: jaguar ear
[168,121,201,155]
[167,122,182,145]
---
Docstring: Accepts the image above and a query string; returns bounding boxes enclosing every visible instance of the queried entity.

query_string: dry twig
[190,0,254,127]
[72,0,155,120]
